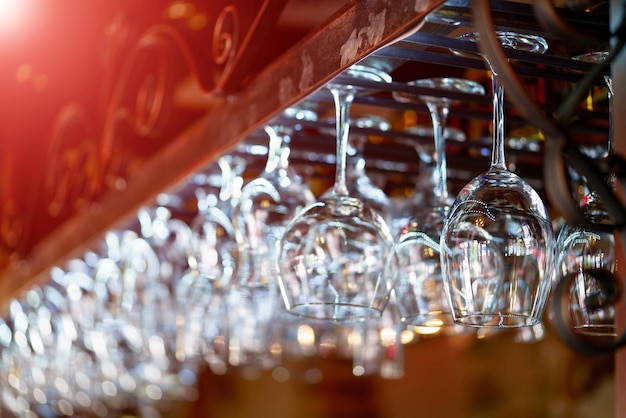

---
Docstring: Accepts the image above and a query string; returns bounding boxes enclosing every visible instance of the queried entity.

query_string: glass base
[287,302,383,322]
[453,313,541,328]
[573,324,617,337]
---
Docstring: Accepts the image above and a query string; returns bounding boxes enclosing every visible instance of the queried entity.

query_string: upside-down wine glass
[234,107,317,289]
[390,124,467,236]
[555,51,618,337]
[388,78,485,334]
[176,155,244,374]
[440,32,554,328]
[278,64,395,321]
[229,107,317,372]
[322,114,393,222]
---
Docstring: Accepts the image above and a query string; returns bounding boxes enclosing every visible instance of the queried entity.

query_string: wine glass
[277,64,394,321]
[233,106,317,289]
[390,125,466,236]
[321,114,392,222]
[176,155,246,373]
[388,78,485,333]
[555,50,617,337]
[228,107,317,372]
[440,32,554,328]
[187,155,244,286]
[573,51,613,161]
[136,204,194,372]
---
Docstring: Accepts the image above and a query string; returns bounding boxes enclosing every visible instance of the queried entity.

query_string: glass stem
[217,155,245,216]
[218,156,234,204]
[347,135,366,180]
[605,75,614,157]
[330,85,356,197]
[490,72,507,170]
[263,125,291,174]
[427,102,450,201]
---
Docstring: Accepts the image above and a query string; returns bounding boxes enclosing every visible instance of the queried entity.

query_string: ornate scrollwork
[213,6,239,67]
[15,3,276,260]
[43,103,100,219]
[0,154,23,263]
[471,0,626,353]
[101,24,202,188]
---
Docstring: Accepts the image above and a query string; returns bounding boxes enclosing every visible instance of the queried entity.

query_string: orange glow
[167,1,195,20]
[188,13,208,30]
[14,64,48,92]
[34,74,48,92]
[15,64,32,82]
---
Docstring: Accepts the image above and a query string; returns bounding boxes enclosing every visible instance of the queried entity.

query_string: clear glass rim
[455,31,548,54]
[573,324,617,337]
[453,313,542,328]
[410,77,485,95]
[346,63,393,83]
[393,77,485,105]
[572,50,608,64]
[286,302,384,322]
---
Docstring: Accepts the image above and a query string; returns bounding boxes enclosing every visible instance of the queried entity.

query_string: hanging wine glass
[229,106,317,372]
[321,114,392,222]
[440,32,554,328]
[387,77,485,333]
[175,155,245,373]
[555,50,618,337]
[136,204,198,393]
[573,51,613,161]
[91,229,146,374]
[187,155,244,287]
[103,216,192,405]
[233,106,317,289]
[0,314,26,417]
[180,160,238,371]
[278,63,394,321]
[390,124,467,236]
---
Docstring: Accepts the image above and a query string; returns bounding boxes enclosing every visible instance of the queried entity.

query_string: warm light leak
[0,0,31,37]
[165,1,208,31]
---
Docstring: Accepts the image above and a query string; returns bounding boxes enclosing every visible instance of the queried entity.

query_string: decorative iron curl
[101,24,204,188]
[470,0,626,353]
[0,155,23,255]
[43,103,100,219]
[532,0,608,47]
[472,0,626,232]
[213,6,239,67]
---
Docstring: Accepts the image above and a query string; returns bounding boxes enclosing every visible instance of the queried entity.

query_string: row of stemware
[0,31,617,417]
[274,32,616,337]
